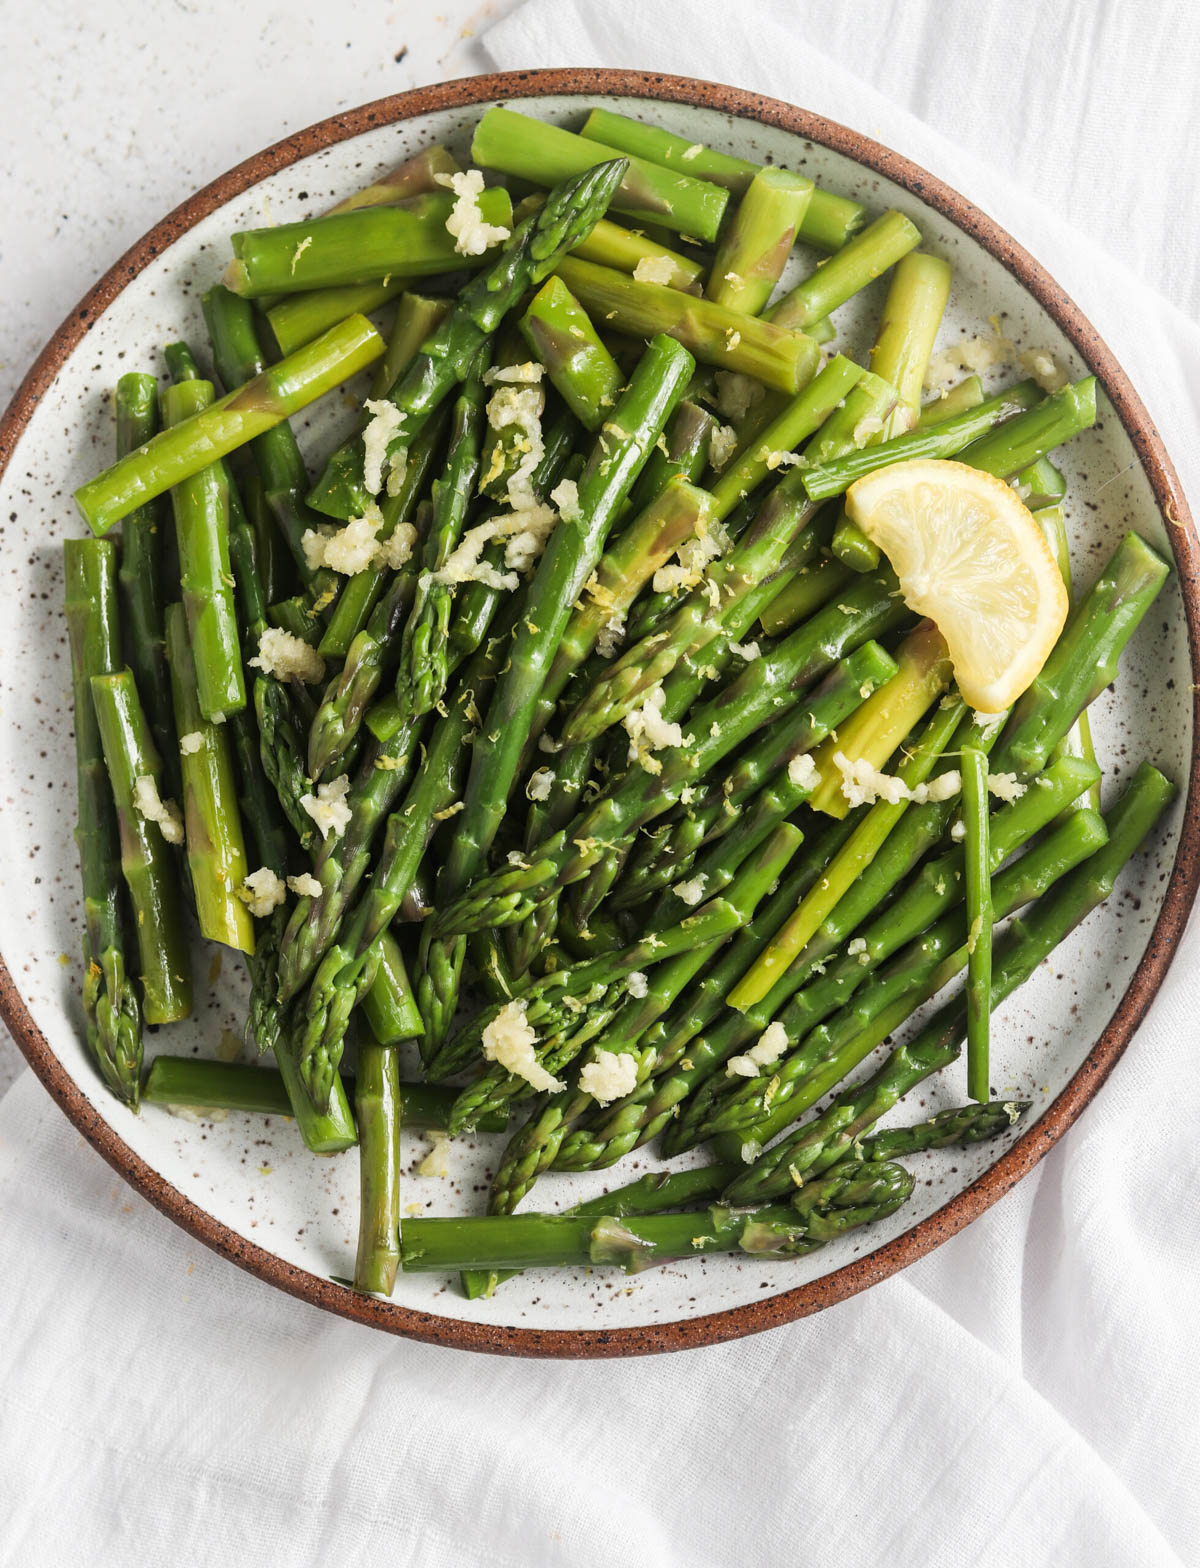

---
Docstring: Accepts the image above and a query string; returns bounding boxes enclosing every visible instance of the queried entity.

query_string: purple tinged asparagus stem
[706,167,814,317]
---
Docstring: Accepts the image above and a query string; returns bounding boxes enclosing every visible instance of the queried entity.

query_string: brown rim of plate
[1,67,1197,1359]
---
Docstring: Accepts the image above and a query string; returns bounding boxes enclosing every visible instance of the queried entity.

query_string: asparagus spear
[990,531,1169,779]
[441,897,752,1130]
[433,576,908,939]
[254,675,320,853]
[1036,505,1101,811]
[485,824,805,1214]
[307,568,413,783]
[402,1160,913,1275]
[463,1159,743,1300]
[90,671,192,1024]
[556,256,819,393]
[961,744,993,1101]
[831,251,953,568]
[520,276,623,430]
[252,145,463,317]
[224,188,514,295]
[354,1035,403,1295]
[722,764,1176,1203]
[561,355,866,745]
[707,168,814,317]
[273,1032,358,1154]
[767,211,922,331]
[734,532,1155,1014]
[142,1054,509,1130]
[314,403,449,660]
[361,931,425,1045]
[394,352,490,719]
[1019,456,1067,509]
[872,253,953,416]
[64,539,143,1104]
[805,619,954,816]
[758,554,855,639]
[158,379,247,721]
[114,376,178,801]
[918,376,985,424]
[513,191,705,291]
[855,1100,1029,1161]
[437,334,695,905]
[267,280,410,358]
[333,143,462,211]
[471,105,729,244]
[307,159,630,522]
[699,756,1101,1140]
[164,604,255,953]
[74,316,385,534]
[550,815,865,1170]
[577,107,865,251]
[201,283,330,598]
[627,399,716,513]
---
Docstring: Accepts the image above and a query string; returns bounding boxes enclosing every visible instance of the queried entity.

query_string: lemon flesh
[846,458,1068,712]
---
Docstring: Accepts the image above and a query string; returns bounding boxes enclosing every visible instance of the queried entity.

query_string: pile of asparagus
[65,105,1175,1298]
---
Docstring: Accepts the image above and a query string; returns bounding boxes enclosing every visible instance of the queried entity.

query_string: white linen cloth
[3,4,1200,1564]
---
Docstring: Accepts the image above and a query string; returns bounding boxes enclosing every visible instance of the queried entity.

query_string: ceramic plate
[1,70,1196,1357]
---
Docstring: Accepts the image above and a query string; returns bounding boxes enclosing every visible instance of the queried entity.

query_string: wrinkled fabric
[2,4,1199,1564]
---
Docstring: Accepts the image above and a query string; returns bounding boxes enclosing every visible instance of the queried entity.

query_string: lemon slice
[845,458,1068,712]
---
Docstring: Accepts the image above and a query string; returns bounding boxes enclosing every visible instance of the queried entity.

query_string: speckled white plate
[1,70,1196,1357]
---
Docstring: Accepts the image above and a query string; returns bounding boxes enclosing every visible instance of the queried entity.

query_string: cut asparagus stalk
[556,255,820,393]
[161,378,247,721]
[225,188,514,295]
[114,375,177,799]
[961,743,993,1101]
[164,603,255,953]
[90,670,192,1024]
[767,210,922,331]
[472,105,730,244]
[578,106,866,251]
[354,1036,403,1295]
[64,538,144,1105]
[707,167,814,317]
[75,316,385,534]
[402,1160,912,1275]
[519,275,623,430]
[142,1055,510,1131]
